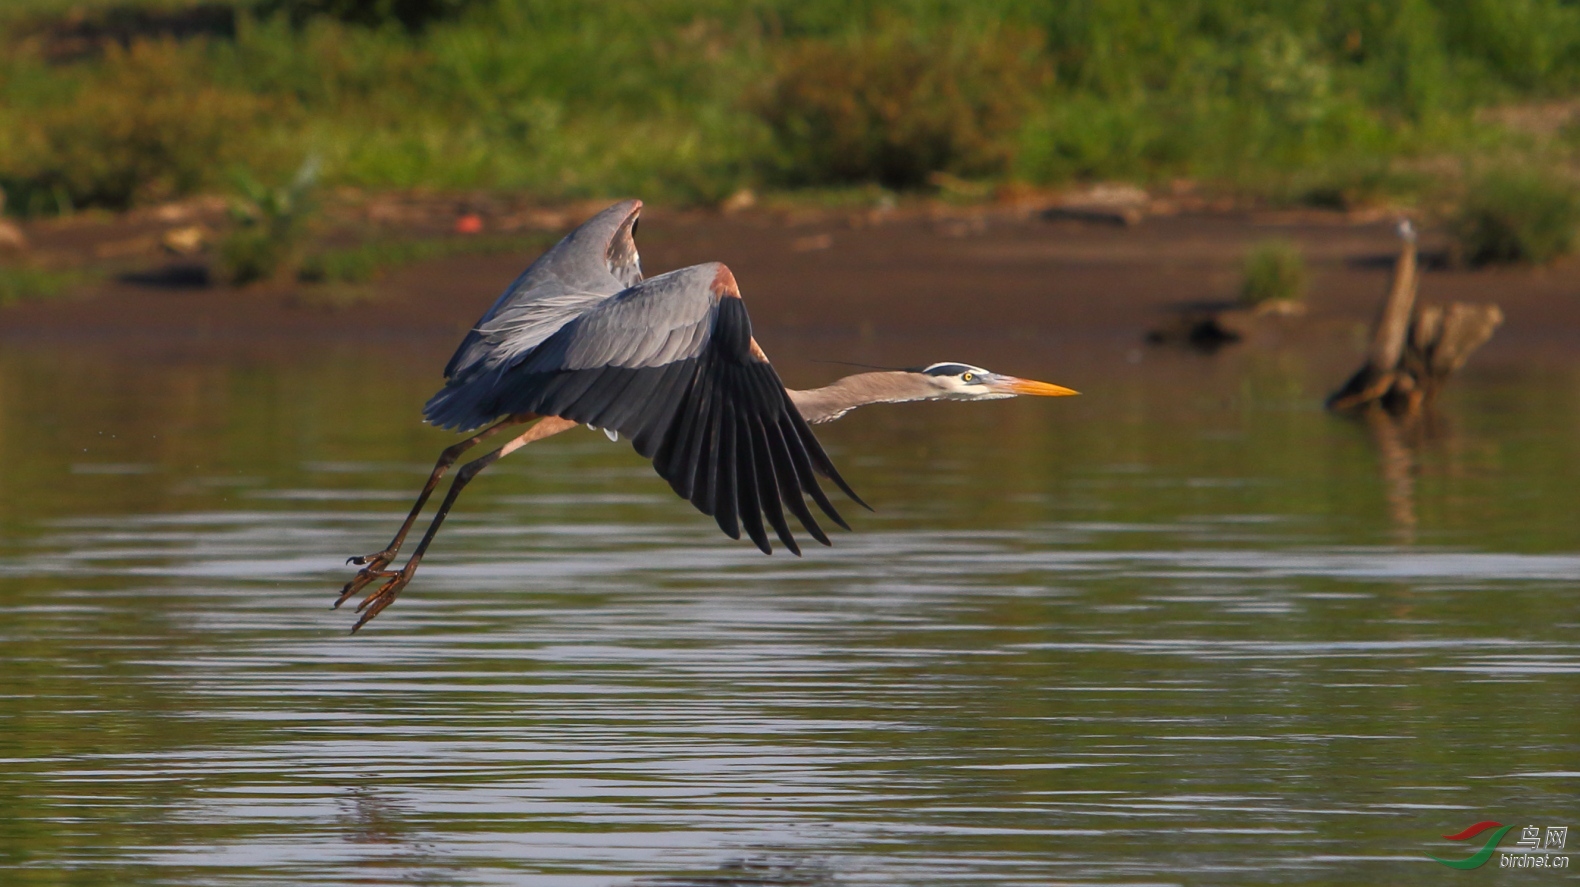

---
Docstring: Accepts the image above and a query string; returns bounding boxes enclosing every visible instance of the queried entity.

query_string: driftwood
[1145,299,1305,350]
[1041,204,1143,227]
[1041,184,1150,227]
[1326,222,1503,414]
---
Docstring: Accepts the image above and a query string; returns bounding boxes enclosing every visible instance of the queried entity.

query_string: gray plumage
[335,200,1077,630]
[417,200,1074,558]
[328,200,1080,629]
[425,201,863,555]
[427,199,644,430]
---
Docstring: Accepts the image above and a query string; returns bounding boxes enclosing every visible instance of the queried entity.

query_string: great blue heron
[336,200,1076,631]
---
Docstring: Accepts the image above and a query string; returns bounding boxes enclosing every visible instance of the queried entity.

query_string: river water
[0,335,1575,885]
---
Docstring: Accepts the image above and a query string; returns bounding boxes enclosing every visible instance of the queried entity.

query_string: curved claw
[334,566,396,609]
[350,572,411,633]
[347,549,394,568]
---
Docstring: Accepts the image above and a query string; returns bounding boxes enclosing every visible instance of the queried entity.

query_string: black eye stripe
[923,363,974,377]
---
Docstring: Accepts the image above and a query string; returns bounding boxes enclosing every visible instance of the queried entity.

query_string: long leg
[343,416,581,632]
[336,414,532,606]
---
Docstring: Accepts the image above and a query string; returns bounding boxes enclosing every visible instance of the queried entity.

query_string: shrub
[0,264,79,307]
[253,0,479,32]
[3,39,269,213]
[1451,169,1580,266]
[1240,239,1307,305]
[754,21,1051,189]
[218,160,319,285]
[1288,158,1424,211]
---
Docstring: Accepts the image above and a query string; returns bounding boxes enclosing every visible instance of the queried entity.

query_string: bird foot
[349,570,413,633]
[334,560,395,609]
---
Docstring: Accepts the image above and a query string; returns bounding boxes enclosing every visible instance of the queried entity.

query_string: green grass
[286,231,554,308]
[297,231,556,284]
[1240,240,1308,305]
[0,264,81,306]
[1451,168,1580,265]
[4,1,1580,213]
[754,20,1050,188]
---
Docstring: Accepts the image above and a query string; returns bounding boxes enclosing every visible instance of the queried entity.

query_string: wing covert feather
[466,263,860,553]
[426,200,644,430]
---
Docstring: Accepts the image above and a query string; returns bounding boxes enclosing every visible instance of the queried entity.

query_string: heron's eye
[961,372,975,383]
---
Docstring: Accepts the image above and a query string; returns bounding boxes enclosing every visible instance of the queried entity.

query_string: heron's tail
[423,374,498,432]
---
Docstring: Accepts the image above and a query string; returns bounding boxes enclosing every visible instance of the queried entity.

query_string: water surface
[1,338,1576,885]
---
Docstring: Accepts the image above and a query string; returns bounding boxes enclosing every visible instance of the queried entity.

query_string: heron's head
[912,362,1079,401]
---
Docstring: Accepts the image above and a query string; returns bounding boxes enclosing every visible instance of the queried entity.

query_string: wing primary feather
[580,368,647,429]
[760,414,829,546]
[627,361,683,454]
[736,355,867,514]
[786,394,871,511]
[735,367,800,553]
[777,413,849,531]
[667,359,714,504]
[688,366,722,516]
[731,401,772,554]
[651,366,697,489]
[749,414,804,554]
[594,368,659,431]
[690,396,719,515]
[736,361,847,534]
[630,360,695,457]
[712,398,740,540]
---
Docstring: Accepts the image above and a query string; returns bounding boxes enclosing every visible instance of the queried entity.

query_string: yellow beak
[995,375,1079,397]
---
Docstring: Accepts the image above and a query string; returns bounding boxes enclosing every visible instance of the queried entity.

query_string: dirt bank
[3,204,1576,368]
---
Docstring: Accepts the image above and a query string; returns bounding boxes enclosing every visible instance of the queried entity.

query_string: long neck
[787,371,934,424]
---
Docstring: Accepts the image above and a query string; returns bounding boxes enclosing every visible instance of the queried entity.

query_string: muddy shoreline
[3,205,1576,376]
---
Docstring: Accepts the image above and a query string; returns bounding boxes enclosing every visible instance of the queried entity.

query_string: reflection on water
[1,339,1577,886]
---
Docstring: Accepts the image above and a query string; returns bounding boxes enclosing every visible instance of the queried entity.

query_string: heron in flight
[336,200,1076,631]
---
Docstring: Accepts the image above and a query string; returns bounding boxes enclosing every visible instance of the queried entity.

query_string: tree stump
[1326,222,1502,414]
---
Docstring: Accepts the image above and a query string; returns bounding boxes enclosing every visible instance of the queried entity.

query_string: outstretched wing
[427,199,643,430]
[482,262,866,555]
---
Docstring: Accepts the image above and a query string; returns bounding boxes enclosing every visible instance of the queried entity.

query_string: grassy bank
[3,0,1580,217]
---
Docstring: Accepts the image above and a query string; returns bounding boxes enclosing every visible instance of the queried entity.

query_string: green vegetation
[0,263,79,306]
[217,159,320,285]
[290,230,555,306]
[2,1,1580,213]
[1240,239,1307,305]
[1451,168,1580,265]
[297,231,554,284]
[3,38,271,214]
[256,0,478,31]
[755,21,1050,188]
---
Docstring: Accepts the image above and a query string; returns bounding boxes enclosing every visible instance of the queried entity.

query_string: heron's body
[337,200,1075,631]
